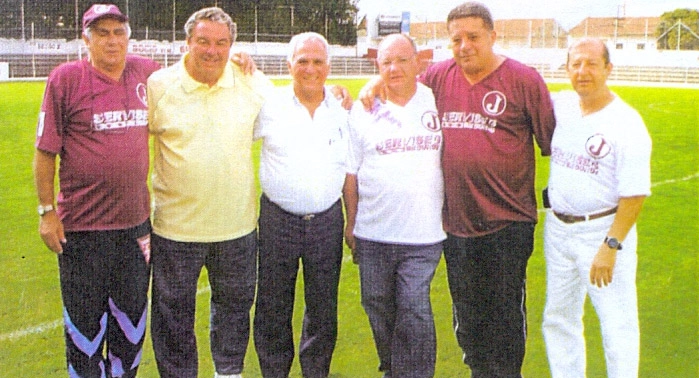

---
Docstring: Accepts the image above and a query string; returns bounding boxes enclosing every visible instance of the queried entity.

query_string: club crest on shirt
[421,111,441,132]
[482,91,507,116]
[585,133,612,159]
[136,83,148,107]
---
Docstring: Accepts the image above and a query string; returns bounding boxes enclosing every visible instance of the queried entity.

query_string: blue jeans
[356,238,443,378]
[254,195,344,378]
[150,231,257,378]
[443,222,535,378]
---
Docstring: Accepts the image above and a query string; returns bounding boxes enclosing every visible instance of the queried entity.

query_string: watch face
[606,238,620,249]
[38,205,53,215]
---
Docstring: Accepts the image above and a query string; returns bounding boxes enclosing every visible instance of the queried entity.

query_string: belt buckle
[301,214,315,221]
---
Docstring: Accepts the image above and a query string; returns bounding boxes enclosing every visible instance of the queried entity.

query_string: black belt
[553,207,618,224]
[261,194,340,222]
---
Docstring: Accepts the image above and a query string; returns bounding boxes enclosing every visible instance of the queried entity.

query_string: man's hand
[343,224,358,264]
[344,224,355,251]
[330,85,353,110]
[230,52,257,75]
[358,76,386,111]
[39,211,66,254]
[590,246,617,287]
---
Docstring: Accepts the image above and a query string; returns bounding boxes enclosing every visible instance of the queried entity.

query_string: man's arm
[329,85,353,110]
[230,51,257,75]
[34,149,65,253]
[529,76,556,156]
[589,195,646,287]
[358,76,386,111]
[342,173,359,261]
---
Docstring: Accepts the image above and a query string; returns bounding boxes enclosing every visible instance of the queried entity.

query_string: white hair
[83,21,132,40]
[286,32,330,64]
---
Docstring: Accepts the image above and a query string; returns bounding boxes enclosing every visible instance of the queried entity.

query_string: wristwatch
[604,236,623,250]
[37,204,54,216]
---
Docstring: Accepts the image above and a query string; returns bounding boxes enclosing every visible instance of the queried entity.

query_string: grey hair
[447,2,494,31]
[184,7,237,43]
[83,21,132,40]
[287,32,330,64]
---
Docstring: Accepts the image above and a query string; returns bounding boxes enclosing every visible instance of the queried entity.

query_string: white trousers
[542,211,639,378]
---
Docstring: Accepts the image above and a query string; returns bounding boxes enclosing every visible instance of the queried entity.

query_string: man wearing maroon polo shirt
[422,3,555,376]
[33,4,159,377]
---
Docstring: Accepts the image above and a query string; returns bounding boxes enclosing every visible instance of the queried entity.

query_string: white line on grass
[651,172,699,187]
[3,172,697,342]
[0,319,63,342]
[0,286,212,342]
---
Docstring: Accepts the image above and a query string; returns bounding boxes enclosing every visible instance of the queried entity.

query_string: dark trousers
[58,220,151,378]
[443,222,535,378]
[150,231,257,378]
[356,239,442,378]
[254,195,344,378]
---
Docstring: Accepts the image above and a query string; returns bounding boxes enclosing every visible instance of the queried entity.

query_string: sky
[357,0,698,30]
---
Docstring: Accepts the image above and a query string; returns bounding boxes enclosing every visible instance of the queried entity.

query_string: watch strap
[604,236,623,250]
[38,204,54,216]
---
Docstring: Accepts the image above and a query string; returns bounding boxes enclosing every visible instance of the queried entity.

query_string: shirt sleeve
[525,71,556,156]
[146,73,164,134]
[250,70,275,99]
[345,103,365,175]
[253,101,272,141]
[35,70,66,154]
[616,111,652,198]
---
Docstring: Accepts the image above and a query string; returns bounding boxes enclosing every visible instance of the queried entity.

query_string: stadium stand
[3,51,699,85]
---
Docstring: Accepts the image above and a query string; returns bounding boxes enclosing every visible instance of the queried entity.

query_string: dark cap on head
[82,4,128,30]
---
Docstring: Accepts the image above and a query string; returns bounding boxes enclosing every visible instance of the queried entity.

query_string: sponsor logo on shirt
[375,135,442,155]
[92,109,148,131]
[371,108,442,155]
[551,146,599,175]
[440,111,497,134]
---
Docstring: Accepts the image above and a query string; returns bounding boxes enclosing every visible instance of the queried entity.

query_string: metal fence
[2,53,699,85]
[0,53,381,79]
[527,62,699,84]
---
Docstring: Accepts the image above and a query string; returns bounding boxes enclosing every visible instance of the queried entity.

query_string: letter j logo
[585,133,612,159]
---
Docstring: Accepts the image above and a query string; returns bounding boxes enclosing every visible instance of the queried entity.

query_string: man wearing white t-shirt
[542,38,652,378]
[343,34,445,378]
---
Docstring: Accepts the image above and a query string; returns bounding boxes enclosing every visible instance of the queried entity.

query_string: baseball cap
[82,4,128,30]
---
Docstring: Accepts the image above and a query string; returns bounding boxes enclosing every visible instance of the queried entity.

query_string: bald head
[567,38,610,67]
[376,34,420,103]
[377,34,417,61]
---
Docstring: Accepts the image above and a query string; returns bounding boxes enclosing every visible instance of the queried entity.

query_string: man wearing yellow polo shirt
[147,7,271,378]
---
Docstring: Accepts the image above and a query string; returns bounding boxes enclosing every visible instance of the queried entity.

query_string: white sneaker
[214,374,242,378]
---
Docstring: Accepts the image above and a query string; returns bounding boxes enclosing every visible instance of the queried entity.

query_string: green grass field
[1,79,697,377]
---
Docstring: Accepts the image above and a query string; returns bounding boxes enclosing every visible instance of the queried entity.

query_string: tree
[656,8,699,50]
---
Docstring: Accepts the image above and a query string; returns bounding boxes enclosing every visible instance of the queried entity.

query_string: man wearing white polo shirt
[252,32,348,378]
